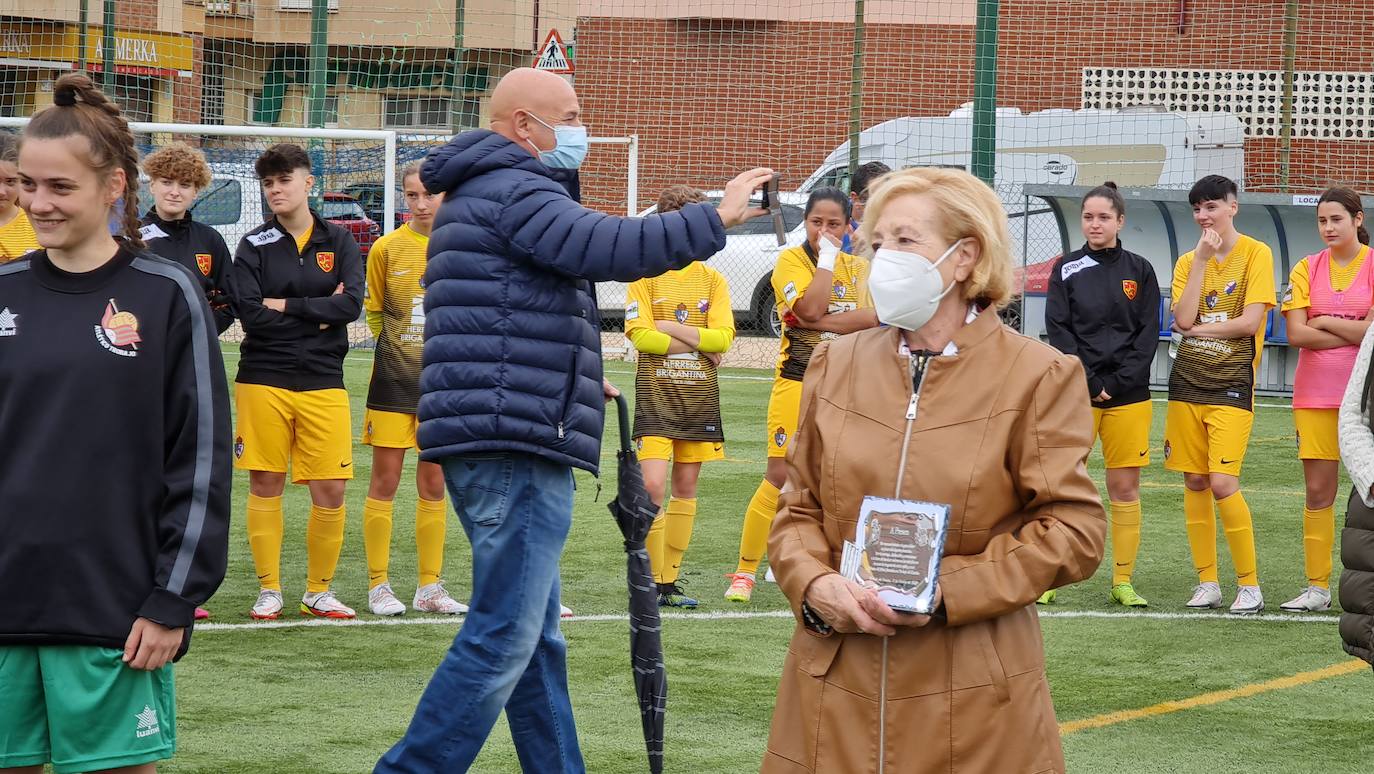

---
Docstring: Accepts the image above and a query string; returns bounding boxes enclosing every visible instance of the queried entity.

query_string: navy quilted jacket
[417,130,727,474]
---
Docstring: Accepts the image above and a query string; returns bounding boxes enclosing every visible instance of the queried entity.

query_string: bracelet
[800,601,833,635]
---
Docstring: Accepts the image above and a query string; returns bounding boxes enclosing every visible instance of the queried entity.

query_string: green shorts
[0,645,175,773]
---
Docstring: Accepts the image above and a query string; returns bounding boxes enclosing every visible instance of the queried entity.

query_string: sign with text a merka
[845,496,950,615]
[533,29,574,75]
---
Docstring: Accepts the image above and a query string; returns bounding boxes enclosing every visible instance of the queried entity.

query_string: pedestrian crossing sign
[534,29,574,74]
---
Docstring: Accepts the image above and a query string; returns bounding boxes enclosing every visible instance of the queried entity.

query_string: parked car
[342,182,409,230]
[597,191,806,336]
[321,192,381,258]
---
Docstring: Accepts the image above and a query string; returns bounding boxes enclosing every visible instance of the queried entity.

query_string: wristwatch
[800,601,833,635]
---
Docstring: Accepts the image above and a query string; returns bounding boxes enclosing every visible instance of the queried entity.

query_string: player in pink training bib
[1279,186,1374,612]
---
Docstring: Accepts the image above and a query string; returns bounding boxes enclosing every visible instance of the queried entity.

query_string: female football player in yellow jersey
[625,185,736,609]
[1166,175,1275,614]
[361,163,468,617]
[0,133,39,262]
[726,187,878,603]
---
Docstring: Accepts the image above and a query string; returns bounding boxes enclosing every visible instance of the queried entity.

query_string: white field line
[195,607,1335,633]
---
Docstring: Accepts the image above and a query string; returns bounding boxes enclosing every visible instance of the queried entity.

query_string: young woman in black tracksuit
[1045,182,1161,607]
[140,142,234,335]
[0,73,230,773]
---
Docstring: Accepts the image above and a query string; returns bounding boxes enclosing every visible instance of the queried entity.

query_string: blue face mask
[528,113,588,170]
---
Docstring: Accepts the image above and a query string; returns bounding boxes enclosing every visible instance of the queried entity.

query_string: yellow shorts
[1163,401,1254,476]
[362,408,419,451]
[234,383,353,482]
[635,436,725,463]
[766,377,804,459]
[1092,400,1153,469]
[1294,408,1340,461]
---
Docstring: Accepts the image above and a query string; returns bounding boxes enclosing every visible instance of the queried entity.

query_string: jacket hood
[422,129,549,195]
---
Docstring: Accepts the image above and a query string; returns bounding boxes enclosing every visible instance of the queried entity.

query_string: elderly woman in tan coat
[763,167,1107,774]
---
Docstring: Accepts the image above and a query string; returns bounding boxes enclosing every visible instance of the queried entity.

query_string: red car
[322,192,381,258]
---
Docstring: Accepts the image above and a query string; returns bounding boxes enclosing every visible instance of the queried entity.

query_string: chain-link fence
[0,2,1358,373]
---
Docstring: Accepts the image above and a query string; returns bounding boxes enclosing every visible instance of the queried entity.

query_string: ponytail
[24,74,143,249]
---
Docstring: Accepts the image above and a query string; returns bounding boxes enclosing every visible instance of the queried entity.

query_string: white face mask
[868,239,965,331]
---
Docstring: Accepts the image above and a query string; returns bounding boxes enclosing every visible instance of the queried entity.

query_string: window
[311,94,339,127]
[202,48,225,126]
[112,75,154,124]
[320,198,366,220]
[384,95,453,130]
[191,180,244,226]
[249,90,270,125]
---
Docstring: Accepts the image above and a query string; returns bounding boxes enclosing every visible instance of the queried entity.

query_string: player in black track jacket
[0,74,230,773]
[226,142,364,621]
[1044,182,1160,608]
[140,142,234,334]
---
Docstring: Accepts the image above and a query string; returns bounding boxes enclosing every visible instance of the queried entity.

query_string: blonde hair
[857,167,1015,309]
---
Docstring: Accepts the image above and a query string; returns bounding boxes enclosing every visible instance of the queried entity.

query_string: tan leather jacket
[764,310,1106,774]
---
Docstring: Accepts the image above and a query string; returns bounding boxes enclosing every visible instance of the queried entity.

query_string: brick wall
[575,17,973,213]
[576,3,1374,213]
[172,35,204,125]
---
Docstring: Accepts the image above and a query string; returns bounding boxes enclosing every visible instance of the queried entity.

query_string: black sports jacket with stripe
[0,245,231,657]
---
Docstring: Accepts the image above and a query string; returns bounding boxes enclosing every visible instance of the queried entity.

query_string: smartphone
[750,174,785,245]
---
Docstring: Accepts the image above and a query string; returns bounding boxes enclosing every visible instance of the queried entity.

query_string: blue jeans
[376,452,584,773]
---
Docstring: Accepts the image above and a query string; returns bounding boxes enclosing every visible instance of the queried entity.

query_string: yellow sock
[1303,505,1336,588]
[415,497,447,588]
[363,496,394,588]
[737,480,780,575]
[1217,492,1258,586]
[246,494,284,591]
[647,509,667,584]
[1183,487,1218,584]
[306,504,347,594]
[1109,499,1142,586]
[661,498,698,585]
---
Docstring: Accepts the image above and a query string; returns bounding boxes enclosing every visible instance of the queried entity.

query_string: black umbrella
[607,392,667,774]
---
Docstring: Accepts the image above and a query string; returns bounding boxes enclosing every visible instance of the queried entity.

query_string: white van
[799,105,1246,330]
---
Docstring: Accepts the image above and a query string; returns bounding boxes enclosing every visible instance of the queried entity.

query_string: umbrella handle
[613,392,633,453]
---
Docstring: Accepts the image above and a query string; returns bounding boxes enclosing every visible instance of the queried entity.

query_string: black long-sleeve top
[1044,242,1161,409]
[227,211,364,391]
[0,246,231,657]
[139,209,235,334]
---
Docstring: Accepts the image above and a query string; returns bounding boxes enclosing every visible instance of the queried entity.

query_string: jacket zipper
[879,350,932,774]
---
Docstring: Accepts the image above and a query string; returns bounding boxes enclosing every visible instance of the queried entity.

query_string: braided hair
[23,74,144,249]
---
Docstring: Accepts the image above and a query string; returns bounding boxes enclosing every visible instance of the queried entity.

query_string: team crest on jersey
[675,303,689,324]
[316,251,335,272]
[1205,290,1219,309]
[1224,280,1237,295]
[1163,440,1172,460]
[195,253,213,276]
[234,436,244,459]
[834,283,847,298]
[697,298,710,314]
[95,299,141,357]
[774,426,788,448]
[1122,279,1138,300]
